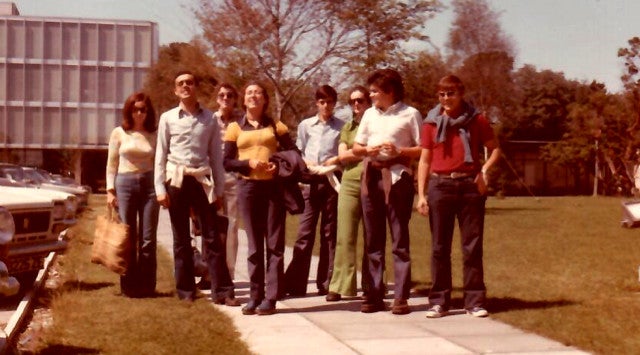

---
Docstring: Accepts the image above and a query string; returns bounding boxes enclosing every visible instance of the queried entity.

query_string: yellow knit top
[224,120,289,180]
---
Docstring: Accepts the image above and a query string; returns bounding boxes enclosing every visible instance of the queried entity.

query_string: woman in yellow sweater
[223,82,297,315]
[106,92,159,297]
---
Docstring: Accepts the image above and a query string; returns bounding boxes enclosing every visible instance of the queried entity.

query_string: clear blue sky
[12,0,640,93]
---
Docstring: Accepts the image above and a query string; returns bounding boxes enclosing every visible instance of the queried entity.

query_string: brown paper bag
[91,207,130,275]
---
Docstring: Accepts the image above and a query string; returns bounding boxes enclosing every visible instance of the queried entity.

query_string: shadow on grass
[486,206,549,215]
[59,280,114,292]
[487,297,577,314]
[145,291,173,299]
[36,345,100,354]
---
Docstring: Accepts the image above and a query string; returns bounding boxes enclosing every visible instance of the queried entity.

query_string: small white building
[0,2,158,190]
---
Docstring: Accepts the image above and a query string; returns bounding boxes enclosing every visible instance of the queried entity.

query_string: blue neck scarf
[425,102,477,163]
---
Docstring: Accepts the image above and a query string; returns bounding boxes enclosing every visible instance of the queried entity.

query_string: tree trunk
[593,140,599,196]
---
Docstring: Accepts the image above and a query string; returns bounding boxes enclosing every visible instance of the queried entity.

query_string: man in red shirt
[416,75,500,318]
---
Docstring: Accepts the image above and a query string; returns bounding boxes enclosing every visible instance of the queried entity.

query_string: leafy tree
[494,66,581,195]
[143,42,219,114]
[192,0,443,125]
[398,51,447,115]
[618,37,640,101]
[617,37,640,161]
[540,82,634,195]
[332,0,442,79]
[445,0,515,68]
[194,0,354,122]
[507,65,579,141]
[457,51,515,122]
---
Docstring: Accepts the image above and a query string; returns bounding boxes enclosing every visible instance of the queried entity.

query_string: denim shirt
[296,114,344,165]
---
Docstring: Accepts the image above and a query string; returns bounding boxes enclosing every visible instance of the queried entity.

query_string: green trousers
[328,177,371,296]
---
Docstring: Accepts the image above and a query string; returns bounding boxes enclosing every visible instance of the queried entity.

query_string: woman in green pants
[326,86,373,301]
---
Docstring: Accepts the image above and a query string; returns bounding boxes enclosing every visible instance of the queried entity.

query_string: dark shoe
[214,296,241,307]
[196,279,211,290]
[425,304,448,318]
[287,291,306,298]
[317,288,328,296]
[325,292,341,302]
[391,299,410,315]
[242,299,260,315]
[121,291,140,298]
[360,299,386,313]
[256,299,276,315]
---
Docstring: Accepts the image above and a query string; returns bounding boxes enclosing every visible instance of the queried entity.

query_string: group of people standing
[105,67,500,319]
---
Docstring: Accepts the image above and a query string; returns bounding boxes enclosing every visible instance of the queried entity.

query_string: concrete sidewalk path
[157,209,589,355]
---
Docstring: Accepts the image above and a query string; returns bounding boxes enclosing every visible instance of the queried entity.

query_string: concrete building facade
[0,2,158,190]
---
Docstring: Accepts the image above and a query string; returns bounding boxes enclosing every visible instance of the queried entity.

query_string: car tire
[16,271,38,292]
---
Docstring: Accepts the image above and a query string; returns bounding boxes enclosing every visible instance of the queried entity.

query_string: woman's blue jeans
[115,171,159,296]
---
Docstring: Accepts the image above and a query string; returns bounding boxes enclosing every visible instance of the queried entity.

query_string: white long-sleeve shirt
[154,104,225,199]
[105,126,156,191]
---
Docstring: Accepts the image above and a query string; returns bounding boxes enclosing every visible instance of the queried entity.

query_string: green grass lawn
[484,196,640,355]
[285,195,640,355]
[33,195,640,354]
[29,195,251,355]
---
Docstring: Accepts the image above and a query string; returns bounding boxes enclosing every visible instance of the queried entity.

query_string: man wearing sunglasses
[416,75,501,319]
[213,83,243,281]
[155,71,238,306]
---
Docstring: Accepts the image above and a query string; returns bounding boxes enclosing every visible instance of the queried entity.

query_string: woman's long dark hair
[121,92,157,132]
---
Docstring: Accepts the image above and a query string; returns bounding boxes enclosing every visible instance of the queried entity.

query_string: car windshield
[0,166,24,181]
[23,169,47,183]
[52,174,76,185]
[34,169,54,182]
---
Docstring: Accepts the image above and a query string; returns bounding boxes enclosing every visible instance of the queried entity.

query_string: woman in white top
[106,92,159,297]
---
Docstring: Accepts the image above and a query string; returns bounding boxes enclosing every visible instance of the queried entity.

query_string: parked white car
[0,206,20,297]
[0,186,68,285]
[0,184,78,235]
[13,166,90,209]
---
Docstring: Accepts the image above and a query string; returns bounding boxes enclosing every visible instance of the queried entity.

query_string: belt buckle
[450,172,466,179]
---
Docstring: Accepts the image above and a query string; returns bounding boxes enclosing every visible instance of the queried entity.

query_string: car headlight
[0,207,15,244]
[65,196,78,215]
[52,201,65,220]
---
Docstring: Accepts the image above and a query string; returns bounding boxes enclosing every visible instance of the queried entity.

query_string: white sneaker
[425,304,447,318]
[466,306,489,317]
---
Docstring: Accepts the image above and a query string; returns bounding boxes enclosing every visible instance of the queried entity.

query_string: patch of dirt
[13,263,64,354]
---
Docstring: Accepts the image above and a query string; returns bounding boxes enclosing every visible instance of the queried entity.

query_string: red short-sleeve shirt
[421,114,495,174]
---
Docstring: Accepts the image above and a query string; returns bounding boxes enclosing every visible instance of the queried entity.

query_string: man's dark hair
[367,68,404,102]
[350,85,372,106]
[217,82,238,99]
[437,75,465,94]
[174,69,199,86]
[315,85,338,102]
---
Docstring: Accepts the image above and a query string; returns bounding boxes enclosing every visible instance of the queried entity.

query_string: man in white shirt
[353,69,422,315]
[155,71,238,305]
